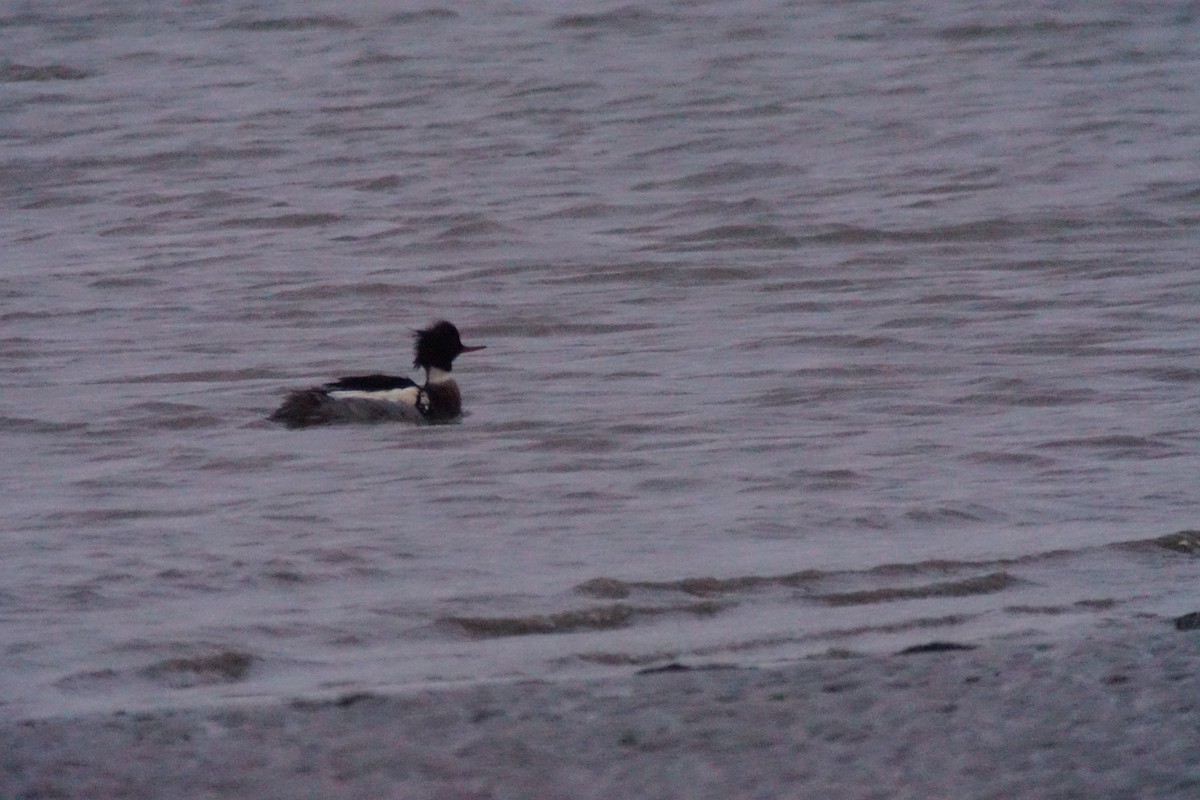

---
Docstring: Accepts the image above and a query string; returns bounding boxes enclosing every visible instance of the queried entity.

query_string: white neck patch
[426,367,453,384]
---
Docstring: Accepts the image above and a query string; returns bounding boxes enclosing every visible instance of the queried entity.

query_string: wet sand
[4,618,1198,800]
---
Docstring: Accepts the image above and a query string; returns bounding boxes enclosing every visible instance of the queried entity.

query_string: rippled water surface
[3,0,1200,717]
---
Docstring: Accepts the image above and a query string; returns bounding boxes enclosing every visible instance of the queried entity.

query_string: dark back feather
[323,374,418,392]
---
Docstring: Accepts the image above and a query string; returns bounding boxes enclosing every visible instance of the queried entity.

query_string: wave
[439,531,1199,642]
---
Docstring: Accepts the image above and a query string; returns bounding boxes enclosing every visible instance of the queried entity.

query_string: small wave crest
[441,600,725,638]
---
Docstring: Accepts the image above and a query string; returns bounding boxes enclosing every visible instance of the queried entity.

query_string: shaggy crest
[413,320,482,372]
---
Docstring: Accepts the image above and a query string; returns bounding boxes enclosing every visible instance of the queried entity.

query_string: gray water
[3,0,1200,718]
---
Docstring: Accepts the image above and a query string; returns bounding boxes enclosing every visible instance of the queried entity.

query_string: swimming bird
[269,320,485,428]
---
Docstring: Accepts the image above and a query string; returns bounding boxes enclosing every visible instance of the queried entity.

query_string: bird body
[269,321,484,429]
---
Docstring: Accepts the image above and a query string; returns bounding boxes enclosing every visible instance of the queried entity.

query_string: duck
[269,320,485,428]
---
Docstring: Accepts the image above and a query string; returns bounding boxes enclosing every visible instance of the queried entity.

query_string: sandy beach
[5,617,1198,800]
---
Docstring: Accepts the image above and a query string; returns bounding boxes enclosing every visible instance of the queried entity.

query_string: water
[3,0,1199,718]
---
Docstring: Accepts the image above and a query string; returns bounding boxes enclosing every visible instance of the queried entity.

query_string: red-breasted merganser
[269,320,485,428]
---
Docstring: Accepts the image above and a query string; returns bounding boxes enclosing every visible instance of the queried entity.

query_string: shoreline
[5,617,1199,799]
